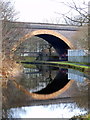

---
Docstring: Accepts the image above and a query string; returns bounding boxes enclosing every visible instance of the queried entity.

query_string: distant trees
[15,36,53,58]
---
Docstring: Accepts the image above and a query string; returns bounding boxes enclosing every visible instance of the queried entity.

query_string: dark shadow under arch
[36,34,70,55]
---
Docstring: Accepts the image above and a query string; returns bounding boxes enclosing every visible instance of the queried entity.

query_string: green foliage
[34,61,90,72]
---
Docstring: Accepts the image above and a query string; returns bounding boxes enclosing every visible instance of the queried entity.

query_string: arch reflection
[13,65,74,100]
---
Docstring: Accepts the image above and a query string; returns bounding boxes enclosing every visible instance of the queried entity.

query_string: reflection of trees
[45,70,52,83]
[19,70,41,90]
[3,107,26,119]
[45,66,58,84]
[37,65,58,83]
[2,65,90,118]
[17,66,58,92]
[2,66,59,118]
[2,80,30,118]
[48,43,52,56]
[72,78,90,112]
[35,69,68,94]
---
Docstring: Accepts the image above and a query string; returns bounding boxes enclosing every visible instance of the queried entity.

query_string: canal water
[2,63,90,118]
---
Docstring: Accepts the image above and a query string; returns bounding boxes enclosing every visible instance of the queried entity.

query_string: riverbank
[48,61,90,72]
[17,56,90,73]
[20,60,90,73]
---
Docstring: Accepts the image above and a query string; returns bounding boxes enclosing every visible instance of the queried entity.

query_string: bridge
[3,21,79,56]
[2,22,89,112]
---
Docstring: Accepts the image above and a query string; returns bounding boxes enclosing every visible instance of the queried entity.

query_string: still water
[2,64,90,118]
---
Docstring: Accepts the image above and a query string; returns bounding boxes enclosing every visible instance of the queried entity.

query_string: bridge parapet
[5,21,78,31]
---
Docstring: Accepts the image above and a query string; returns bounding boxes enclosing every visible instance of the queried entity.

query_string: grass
[51,61,90,69]
[68,61,90,66]
[33,60,90,73]
[16,56,36,68]
[35,61,90,69]
[16,56,90,72]
[72,113,90,120]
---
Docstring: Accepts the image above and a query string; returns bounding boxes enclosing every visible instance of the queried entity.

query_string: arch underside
[36,34,70,55]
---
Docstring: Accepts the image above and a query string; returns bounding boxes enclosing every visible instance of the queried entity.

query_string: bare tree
[71,25,89,49]
[0,0,24,84]
[55,0,90,51]
[56,0,89,26]
[0,0,18,21]
[0,0,19,59]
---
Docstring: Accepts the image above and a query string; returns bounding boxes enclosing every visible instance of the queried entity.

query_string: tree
[56,0,89,26]
[0,0,18,21]
[71,25,89,50]
[56,0,90,51]
[0,0,19,59]
[0,0,24,85]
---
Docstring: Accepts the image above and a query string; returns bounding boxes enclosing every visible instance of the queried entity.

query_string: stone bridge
[4,21,79,56]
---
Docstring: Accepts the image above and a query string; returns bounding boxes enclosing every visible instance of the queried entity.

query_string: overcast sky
[14,0,89,23]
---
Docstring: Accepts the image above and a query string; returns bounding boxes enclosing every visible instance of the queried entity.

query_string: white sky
[13,0,89,23]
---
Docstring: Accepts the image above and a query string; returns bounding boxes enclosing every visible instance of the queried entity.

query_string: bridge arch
[11,30,75,100]
[12,29,74,55]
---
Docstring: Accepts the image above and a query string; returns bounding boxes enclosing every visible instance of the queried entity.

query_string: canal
[2,63,90,118]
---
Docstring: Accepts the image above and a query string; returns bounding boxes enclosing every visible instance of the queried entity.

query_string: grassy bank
[51,61,90,69]
[16,56,90,72]
[16,56,36,68]
[32,61,90,73]
[68,61,90,66]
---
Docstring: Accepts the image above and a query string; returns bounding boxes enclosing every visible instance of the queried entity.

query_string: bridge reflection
[34,70,69,94]
[2,65,75,109]
[2,64,89,118]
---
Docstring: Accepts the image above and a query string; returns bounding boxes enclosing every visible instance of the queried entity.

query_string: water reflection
[7,103,87,118]
[34,69,69,94]
[2,64,90,118]
[16,65,60,93]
